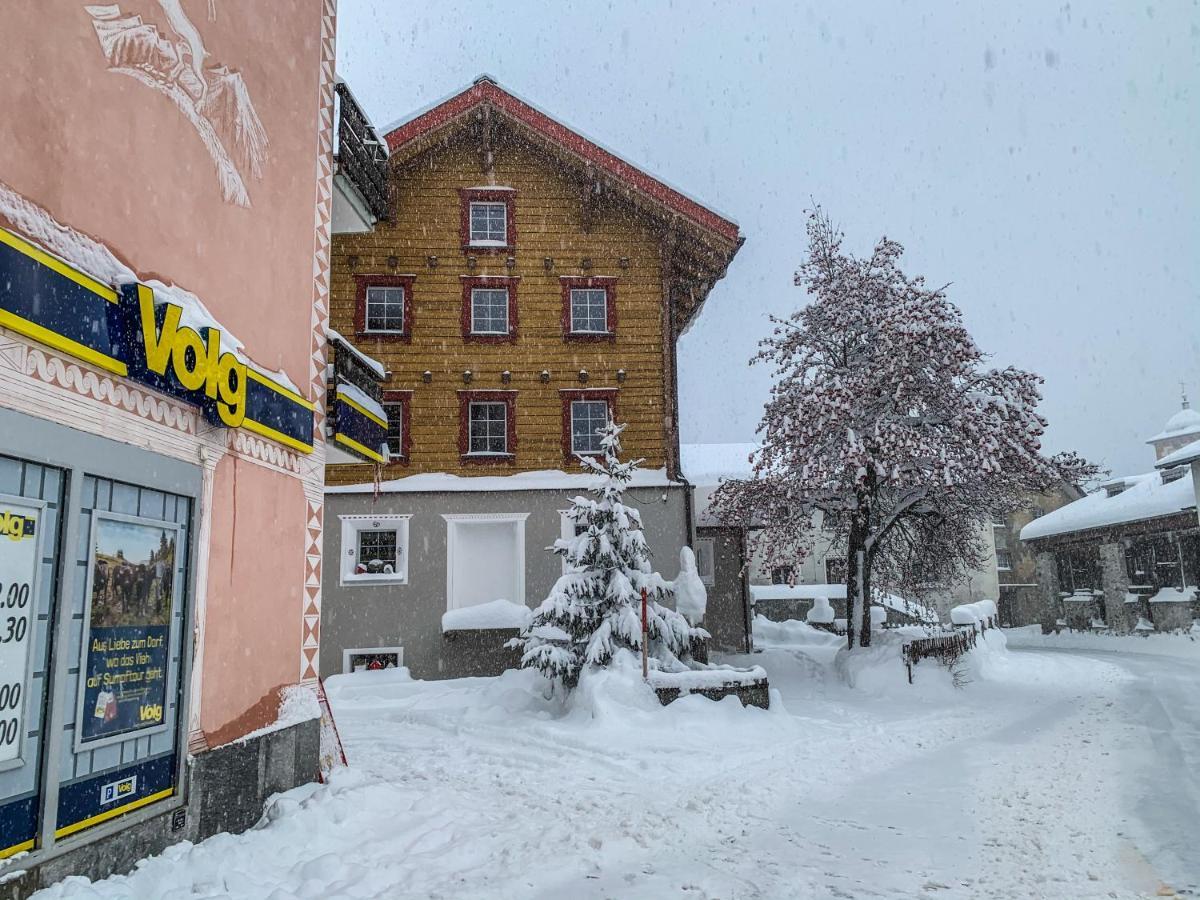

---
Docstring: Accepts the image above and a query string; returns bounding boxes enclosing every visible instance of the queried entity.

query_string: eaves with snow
[1020,469,1196,542]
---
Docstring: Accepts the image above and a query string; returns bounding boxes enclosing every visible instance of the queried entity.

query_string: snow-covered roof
[1156,437,1200,469]
[1146,406,1200,444]
[1020,469,1196,541]
[325,467,680,495]
[680,442,758,486]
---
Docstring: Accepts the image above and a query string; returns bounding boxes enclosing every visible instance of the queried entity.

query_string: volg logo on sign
[99,774,137,806]
[120,283,247,427]
[0,510,36,541]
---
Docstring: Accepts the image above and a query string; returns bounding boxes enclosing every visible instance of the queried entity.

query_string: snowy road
[33,636,1200,899]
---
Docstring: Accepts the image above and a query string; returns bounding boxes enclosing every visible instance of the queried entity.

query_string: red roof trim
[385,80,740,244]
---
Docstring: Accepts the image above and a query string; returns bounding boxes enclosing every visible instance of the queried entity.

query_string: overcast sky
[336,1,1199,477]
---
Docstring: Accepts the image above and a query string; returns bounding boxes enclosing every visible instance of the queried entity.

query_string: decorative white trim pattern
[298,0,339,682]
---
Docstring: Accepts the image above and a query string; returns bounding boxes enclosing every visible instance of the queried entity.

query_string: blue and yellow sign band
[0,225,314,454]
[0,227,127,376]
[333,386,388,463]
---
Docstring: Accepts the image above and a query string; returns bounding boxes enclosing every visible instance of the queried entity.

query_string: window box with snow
[561,276,617,341]
[354,274,414,342]
[560,388,616,459]
[340,514,411,585]
[459,390,517,463]
[461,276,518,343]
[460,187,516,253]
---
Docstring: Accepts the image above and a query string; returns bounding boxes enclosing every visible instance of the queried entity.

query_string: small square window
[570,400,609,454]
[570,288,608,333]
[357,529,397,575]
[469,202,507,245]
[771,565,795,586]
[384,402,404,458]
[469,402,508,454]
[365,286,405,333]
[996,548,1013,571]
[823,558,846,584]
[471,288,509,334]
[340,515,410,585]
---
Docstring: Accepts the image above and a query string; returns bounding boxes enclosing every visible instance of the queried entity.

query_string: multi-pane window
[1056,546,1100,594]
[469,202,507,244]
[570,288,608,333]
[996,548,1013,571]
[469,402,508,454]
[384,402,403,458]
[471,288,509,334]
[570,400,608,454]
[364,285,405,332]
[824,558,846,584]
[772,565,795,585]
[357,529,398,575]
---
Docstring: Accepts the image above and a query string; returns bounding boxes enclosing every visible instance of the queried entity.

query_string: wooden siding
[327,135,669,484]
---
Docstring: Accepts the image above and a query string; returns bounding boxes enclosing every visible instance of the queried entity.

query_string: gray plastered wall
[320,484,690,679]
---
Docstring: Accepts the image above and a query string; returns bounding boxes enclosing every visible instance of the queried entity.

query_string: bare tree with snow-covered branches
[711,209,1099,650]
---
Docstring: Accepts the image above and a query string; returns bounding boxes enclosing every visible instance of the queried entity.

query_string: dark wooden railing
[335,82,389,222]
[902,630,976,684]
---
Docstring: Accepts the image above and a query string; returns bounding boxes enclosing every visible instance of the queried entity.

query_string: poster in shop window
[77,513,178,748]
[0,495,45,770]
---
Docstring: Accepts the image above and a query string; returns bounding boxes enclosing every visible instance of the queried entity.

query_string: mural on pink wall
[84,2,269,207]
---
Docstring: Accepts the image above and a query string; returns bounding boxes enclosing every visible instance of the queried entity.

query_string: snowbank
[1005,625,1200,660]
[950,599,998,627]
[326,467,677,494]
[1149,586,1197,604]
[751,583,844,603]
[806,595,835,624]
[648,664,767,691]
[440,599,532,632]
[673,545,707,625]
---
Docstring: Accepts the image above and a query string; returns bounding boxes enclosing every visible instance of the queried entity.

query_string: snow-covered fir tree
[514,421,703,689]
[711,209,1099,650]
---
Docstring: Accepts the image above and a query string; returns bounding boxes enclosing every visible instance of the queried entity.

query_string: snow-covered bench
[648,666,770,709]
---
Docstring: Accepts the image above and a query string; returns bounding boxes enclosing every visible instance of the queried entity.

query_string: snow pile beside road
[1005,624,1200,660]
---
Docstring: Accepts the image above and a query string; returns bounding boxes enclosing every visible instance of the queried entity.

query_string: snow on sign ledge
[441,599,532,633]
[648,665,768,690]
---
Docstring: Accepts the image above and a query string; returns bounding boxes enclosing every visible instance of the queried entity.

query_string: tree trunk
[859,548,872,647]
[845,512,868,650]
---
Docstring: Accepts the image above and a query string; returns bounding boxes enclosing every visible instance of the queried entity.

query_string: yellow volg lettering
[203,329,222,400]
[171,327,208,392]
[138,286,179,376]
[216,353,247,428]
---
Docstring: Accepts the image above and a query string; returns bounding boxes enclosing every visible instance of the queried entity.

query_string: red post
[641,587,649,681]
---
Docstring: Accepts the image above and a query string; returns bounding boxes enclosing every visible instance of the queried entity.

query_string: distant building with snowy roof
[1020,395,1200,634]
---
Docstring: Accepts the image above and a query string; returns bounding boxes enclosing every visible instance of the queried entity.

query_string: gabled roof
[383,75,743,249]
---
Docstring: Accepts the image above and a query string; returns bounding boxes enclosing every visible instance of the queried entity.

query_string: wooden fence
[901,629,977,684]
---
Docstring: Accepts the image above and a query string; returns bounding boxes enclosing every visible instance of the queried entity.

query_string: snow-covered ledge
[441,599,532,633]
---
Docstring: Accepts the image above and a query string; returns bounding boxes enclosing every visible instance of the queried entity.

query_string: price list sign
[0,498,41,766]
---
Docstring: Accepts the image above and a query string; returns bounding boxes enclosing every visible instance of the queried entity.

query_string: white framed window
[570,400,609,455]
[443,513,529,611]
[569,288,608,333]
[996,548,1013,571]
[469,201,507,245]
[364,285,405,333]
[468,402,508,455]
[694,537,716,587]
[342,646,404,673]
[471,288,509,334]
[339,514,411,585]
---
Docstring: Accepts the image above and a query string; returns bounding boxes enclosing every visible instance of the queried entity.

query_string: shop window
[458,391,516,462]
[561,277,617,341]
[459,188,516,253]
[354,274,414,341]
[694,537,716,587]
[339,515,410,585]
[1055,545,1100,594]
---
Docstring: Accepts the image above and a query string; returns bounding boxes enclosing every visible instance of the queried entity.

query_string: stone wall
[1098,542,1133,633]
